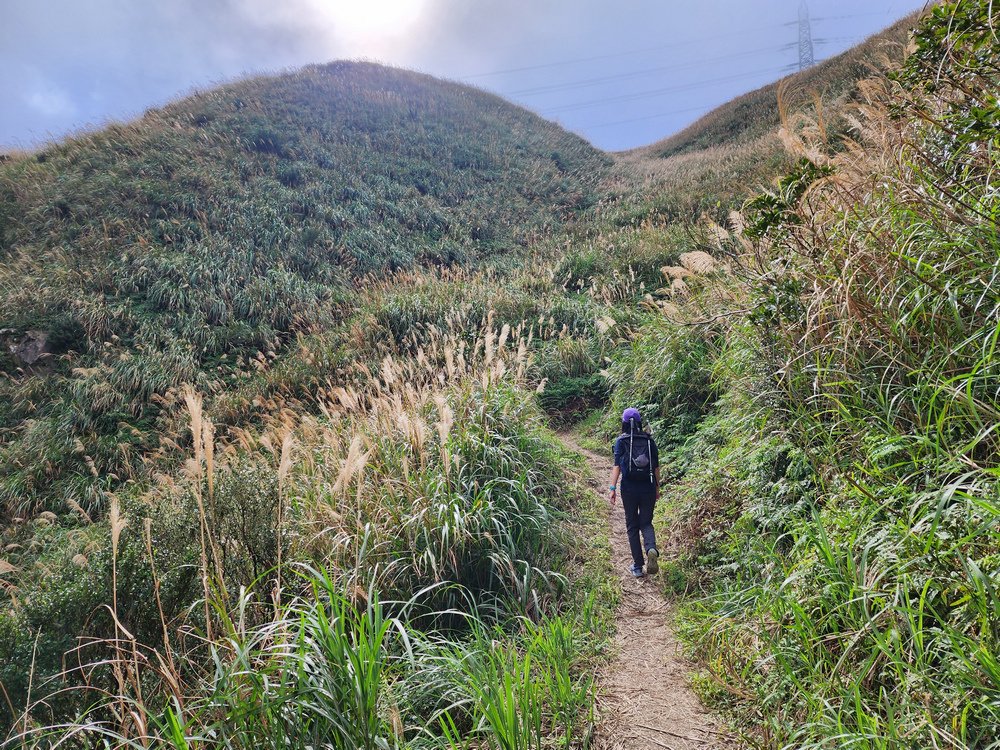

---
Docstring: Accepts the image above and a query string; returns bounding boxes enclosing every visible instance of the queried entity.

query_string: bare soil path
[559,431,736,750]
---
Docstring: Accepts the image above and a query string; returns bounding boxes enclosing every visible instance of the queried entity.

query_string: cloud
[25,85,75,118]
[0,0,345,146]
[18,67,76,118]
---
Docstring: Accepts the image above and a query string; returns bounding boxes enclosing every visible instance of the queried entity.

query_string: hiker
[608,407,661,577]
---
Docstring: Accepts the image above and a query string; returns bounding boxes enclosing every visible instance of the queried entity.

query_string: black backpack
[619,426,654,483]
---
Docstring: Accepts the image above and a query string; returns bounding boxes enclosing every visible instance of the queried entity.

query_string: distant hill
[643,13,918,160]
[0,61,610,514]
[606,13,919,224]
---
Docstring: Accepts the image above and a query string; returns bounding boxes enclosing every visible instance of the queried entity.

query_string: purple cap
[622,407,642,424]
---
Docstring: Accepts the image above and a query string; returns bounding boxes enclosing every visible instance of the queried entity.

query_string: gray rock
[10,330,50,365]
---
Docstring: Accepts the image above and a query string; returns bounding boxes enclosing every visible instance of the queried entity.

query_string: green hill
[599,5,1000,746]
[0,61,610,516]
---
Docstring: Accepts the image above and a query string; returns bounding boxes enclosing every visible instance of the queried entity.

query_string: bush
[606,315,718,454]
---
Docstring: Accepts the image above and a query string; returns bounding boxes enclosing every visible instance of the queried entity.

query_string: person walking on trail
[608,407,661,578]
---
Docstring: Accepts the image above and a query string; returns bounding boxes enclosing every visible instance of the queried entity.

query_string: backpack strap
[628,419,634,475]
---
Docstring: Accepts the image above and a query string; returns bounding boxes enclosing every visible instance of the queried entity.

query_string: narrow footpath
[559,431,736,750]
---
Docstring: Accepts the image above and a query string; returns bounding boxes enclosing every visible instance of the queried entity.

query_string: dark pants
[621,486,657,568]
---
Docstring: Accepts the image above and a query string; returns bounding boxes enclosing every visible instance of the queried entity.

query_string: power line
[568,61,801,128]
[461,45,674,80]
[478,9,878,120]
[504,43,798,98]
[541,64,795,115]
[460,20,793,80]
[583,51,848,132]
[584,102,718,129]
[780,9,892,26]
[460,8,894,82]
[814,35,865,45]
[456,6,895,142]
[813,11,899,22]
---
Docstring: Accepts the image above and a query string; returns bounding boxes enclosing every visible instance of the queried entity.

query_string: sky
[1,0,928,153]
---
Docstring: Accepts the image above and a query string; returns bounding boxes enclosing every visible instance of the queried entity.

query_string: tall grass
[659,4,1000,747]
[1,312,608,743]
[7,567,595,750]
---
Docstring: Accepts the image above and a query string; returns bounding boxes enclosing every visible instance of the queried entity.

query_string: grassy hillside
[0,60,611,518]
[598,4,1000,746]
[0,60,619,739]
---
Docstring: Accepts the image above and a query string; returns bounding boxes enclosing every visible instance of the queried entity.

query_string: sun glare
[311,0,430,51]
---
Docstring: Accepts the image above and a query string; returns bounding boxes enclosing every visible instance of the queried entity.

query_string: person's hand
[608,487,616,505]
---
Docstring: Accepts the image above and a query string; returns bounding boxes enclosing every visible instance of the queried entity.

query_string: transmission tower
[798,2,815,70]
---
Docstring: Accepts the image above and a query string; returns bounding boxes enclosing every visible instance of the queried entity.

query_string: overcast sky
[2,0,927,152]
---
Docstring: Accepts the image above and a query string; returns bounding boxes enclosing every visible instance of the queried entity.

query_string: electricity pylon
[799,2,815,70]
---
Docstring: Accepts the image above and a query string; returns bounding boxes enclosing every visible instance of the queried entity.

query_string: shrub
[606,315,718,454]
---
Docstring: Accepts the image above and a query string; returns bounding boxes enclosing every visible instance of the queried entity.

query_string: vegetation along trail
[560,431,734,750]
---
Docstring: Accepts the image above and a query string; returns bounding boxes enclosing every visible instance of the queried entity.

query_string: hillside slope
[643,13,917,160]
[608,13,918,223]
[0,61,610,515]
[598,4,1000,746]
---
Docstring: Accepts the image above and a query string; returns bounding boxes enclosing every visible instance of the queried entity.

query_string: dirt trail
[559,431,736,750]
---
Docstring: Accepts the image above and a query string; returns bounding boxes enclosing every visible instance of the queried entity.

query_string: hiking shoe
[645,548,659,575]
[630,564,644,578]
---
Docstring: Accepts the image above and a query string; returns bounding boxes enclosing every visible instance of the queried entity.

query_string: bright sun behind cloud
[309,0,430,53]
